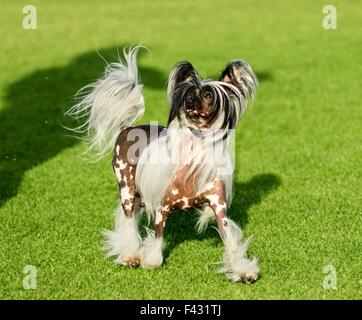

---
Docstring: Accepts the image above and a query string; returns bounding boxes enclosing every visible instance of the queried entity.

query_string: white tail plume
[66,46,145,157]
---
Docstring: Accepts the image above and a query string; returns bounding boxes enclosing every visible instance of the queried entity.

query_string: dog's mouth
[185,108,209,128]
[186,108,208,119]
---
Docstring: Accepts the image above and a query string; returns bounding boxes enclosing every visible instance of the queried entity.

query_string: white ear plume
[167,61,199,107]
[220,59,258,101]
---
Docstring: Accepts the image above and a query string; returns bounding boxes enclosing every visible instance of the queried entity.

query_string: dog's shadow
[162,173,281,261]
[0,45,167,208]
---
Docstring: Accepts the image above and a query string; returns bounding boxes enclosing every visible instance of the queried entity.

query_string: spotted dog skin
[156,170,227,238]
[112,125,227,239]
[112,125,164,218]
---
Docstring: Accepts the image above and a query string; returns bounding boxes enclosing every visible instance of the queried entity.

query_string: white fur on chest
[135,121,234,220]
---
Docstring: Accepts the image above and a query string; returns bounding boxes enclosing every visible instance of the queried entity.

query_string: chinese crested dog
[67,47,260,282]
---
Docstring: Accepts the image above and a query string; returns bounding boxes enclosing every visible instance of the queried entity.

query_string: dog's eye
[186,95,194,104]
[204,92,212,99]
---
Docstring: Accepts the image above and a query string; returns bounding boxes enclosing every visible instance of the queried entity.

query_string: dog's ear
[219,59,258,100]
[167,61,200,103]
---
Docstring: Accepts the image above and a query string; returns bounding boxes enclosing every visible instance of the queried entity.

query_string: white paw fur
[219,218,260,282]
[140,228,164,269]
[103,205,141,265]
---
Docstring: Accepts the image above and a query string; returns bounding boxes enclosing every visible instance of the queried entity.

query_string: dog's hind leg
[103,204,141,267]
[103,158,142,267]
[140,209,169,269]
[202,179,260,283]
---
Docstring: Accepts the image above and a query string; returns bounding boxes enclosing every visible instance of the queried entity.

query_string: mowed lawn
[0,0,361,299]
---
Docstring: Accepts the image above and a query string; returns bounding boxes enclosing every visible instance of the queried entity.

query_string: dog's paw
[139,229,164,270]
[240,271,259,283]
[140,259,162,270]
[114,255,140,267]
[140,248,163,270]
[124,256,141,268]
[220,256,260,283]
[223,268,259,284]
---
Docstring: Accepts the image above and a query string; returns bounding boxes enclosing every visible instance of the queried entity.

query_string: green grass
[0,0,361,299]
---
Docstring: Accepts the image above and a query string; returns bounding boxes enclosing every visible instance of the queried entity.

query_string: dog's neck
[165,119,233,195]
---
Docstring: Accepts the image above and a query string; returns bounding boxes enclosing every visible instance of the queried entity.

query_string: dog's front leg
[140,209,169,269]
[203,180,260,283]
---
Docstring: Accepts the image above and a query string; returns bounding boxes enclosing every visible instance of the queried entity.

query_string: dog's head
[167,59,258,132]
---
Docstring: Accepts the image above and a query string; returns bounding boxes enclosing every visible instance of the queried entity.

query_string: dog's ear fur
[219,60,258,100]
[167,61,200,104]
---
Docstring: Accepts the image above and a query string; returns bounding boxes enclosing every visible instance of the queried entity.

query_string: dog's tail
[66,46,145,157]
